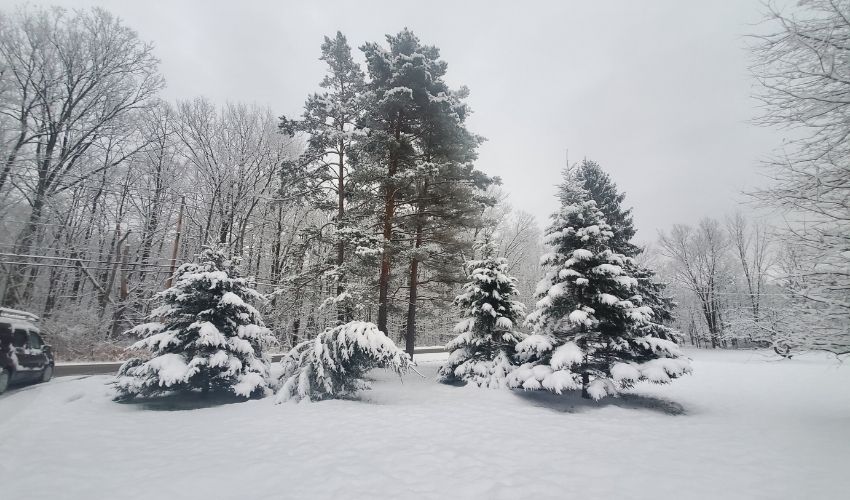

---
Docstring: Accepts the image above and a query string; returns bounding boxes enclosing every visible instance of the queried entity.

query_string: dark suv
[0,308,54,394]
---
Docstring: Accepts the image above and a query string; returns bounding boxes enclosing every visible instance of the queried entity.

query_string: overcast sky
[3,0,783,244]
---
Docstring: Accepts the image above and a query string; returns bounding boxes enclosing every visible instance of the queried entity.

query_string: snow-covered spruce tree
[575,159,639,257]
[574,161,681,345]
[115,248,275,400]
[274,321,413,402]
[508,182,691,400]
[632,266,681,343]
[439,244,526,387]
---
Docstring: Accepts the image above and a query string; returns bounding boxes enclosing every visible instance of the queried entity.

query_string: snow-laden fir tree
[439,244,526,387]
[575,159,639,257]
[575,160,680,345]
[115,248,275,400]
[632,266,681,342]
[274,321,413,402]
[508,180,691,400]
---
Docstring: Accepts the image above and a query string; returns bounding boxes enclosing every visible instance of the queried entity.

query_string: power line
[0,244,175,263]
[0,260,172,273]
[6,173,202,212]
[0,252,179,269]
[6,167,312,205]
[0,255,283,286]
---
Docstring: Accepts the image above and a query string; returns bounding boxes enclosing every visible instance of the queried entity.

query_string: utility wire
[0,252,180,269]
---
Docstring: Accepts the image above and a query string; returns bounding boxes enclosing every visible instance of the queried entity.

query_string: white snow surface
[1,349,849,499]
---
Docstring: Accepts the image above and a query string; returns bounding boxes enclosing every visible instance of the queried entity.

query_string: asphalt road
[54,346,446,377]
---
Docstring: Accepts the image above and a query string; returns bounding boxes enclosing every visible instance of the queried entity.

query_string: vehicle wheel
[0,368,9,394]
[40,364,53,383]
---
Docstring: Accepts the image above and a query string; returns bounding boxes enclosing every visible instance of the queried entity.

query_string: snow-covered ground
[1,348,848,499]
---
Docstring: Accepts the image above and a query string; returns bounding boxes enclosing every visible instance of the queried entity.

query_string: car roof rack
[0,307,40,323]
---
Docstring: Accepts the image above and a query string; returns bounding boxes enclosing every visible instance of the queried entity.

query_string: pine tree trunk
[377,111,403,334]
[405,257,419,356]
[581,372,590,399]
[336,144,348,324]
[270,205,284,308]
[377,216,393,333]
[404,182,427,356]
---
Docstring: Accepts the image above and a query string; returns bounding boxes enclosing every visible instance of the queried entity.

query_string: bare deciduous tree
[659,219,730,348]
[749,0,850,355]
[726,212,773,324]
[0,6,163,306]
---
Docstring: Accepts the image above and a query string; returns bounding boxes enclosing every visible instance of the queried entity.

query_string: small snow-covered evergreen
[274,321,412,402]
[439,246,526,387]
[509,182,691,400]
[115,248,275,400]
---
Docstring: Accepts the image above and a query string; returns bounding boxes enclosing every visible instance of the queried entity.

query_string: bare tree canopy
[0,5,164,306]
[746,0,850,355]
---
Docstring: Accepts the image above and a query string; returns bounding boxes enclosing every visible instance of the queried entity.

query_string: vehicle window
[0,323,10,348]
[12,329,28,348]
[28,332,43,350]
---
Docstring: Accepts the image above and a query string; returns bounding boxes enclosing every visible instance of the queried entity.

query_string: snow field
[0,348,848,500]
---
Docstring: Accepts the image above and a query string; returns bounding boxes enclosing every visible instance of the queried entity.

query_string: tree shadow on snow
[513,390,687,416]
[116,392,251,411]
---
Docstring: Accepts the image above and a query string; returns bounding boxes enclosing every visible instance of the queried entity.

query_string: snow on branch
[274,321,413,402]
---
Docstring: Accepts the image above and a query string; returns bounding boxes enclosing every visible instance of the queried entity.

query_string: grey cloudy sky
[4,0,783,243]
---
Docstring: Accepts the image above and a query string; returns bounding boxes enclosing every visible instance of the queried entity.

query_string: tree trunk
[42,265,62,318]
[3,187,46,307]
[0,126,29,194]
[581,372,590,399]
[136,172,164,288]
[219,191,232,245]
[405,256,419,357]
[165,197,185,289]
[98,224,122,317]
[404,181,427,356]
[377,112,402,334]
[335,143,349,324]
[110,244,130,339]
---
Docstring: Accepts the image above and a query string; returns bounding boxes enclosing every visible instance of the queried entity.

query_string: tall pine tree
[280,31,368,324]
[402,160,495,354]
[115,248,275,400]
[359,29,492,339]
[508,181,691,400]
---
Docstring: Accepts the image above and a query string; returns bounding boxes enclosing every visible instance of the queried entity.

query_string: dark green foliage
[574,159,680,342]
[279,31,371,322]
[439,247,526,387]
[274,321,413,402]
[574,159,639,257]
[358,28,496,341]
[510,181,691,400]
[115,248,274,400]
